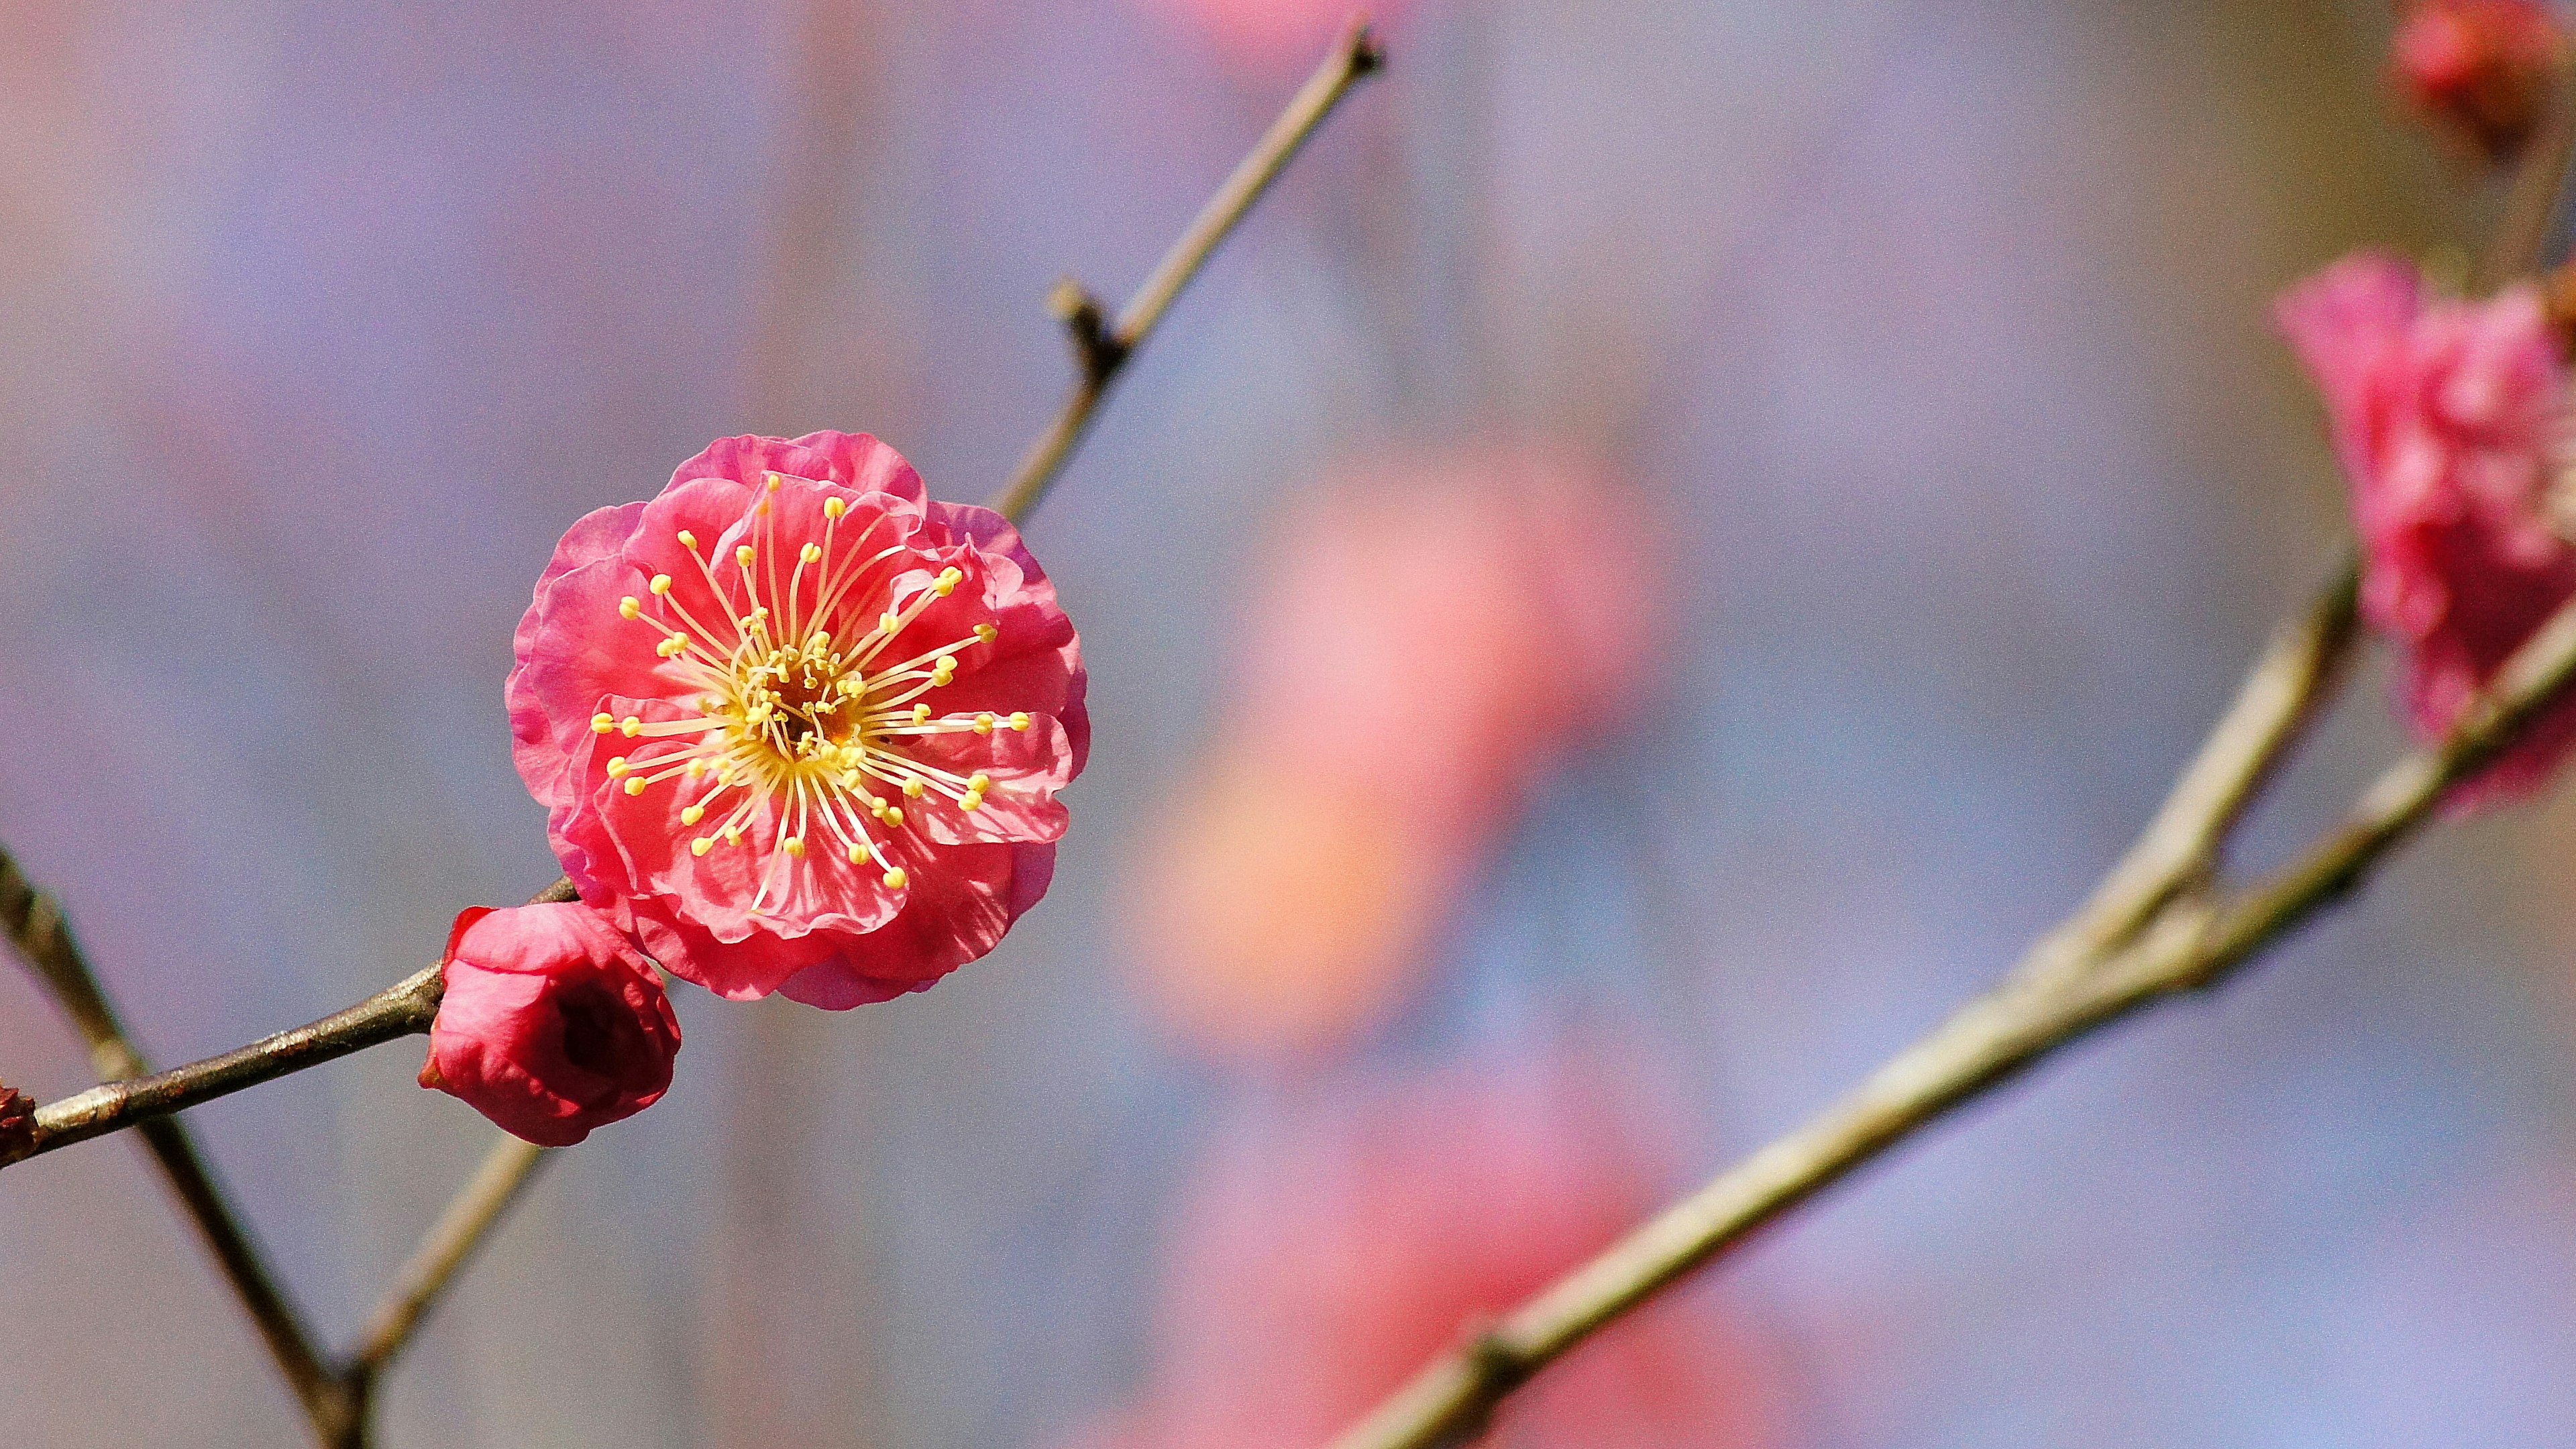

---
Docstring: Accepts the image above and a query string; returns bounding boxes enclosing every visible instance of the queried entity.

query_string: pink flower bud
[0,1081,32,1165]
[2393,0,2569,162]
[420,903,681,1146]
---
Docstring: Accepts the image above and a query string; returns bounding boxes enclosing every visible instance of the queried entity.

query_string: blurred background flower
[1126,447,1666,1062]
[1057,1053,1779,1449]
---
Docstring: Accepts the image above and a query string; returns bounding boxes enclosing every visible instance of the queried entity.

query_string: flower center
[588,475,1034,910]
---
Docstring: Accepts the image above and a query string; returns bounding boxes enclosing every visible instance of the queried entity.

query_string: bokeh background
[7,1,2576,1444]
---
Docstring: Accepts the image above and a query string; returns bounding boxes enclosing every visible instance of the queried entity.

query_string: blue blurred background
[7,1,2576,1444]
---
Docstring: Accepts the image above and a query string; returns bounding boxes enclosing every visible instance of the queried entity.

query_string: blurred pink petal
[2392,0,2568,161]
[2277,251,2576,807]
[1128,447,1670,1061]
[1132,0,1409,72]
[1065,1058,1780,1449]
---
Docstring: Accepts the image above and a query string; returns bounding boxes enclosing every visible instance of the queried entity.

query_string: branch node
[1049,278,1126,382]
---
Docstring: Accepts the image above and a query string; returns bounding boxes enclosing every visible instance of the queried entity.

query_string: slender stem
[2480,65,2576,290]
[988,18,1383,524]
[0,845,350,1444]
[2,877,582,1169]
[345,1136,553,1383]
[1328,547,2576,1449]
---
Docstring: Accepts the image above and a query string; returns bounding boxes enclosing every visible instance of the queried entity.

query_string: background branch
[1326,545,2576,1449]
[0,845,350,1443]
[990,17,1383,523]
[342,1137,553,1395]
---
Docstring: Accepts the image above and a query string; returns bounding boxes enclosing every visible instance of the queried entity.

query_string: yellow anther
[967,773,991,793]
[623,777,648,796]
[680,804,705,826]
[846,842,869,864]
[649,574,673,596]
[930,657,956,685]
[973,712,995,735]
[933,567,963,597]
[782,836,804,857]
[959,791,983,812]
[591,712,616,734]
[1009,712,1032,731]
[686,759,707,780]
[606,757,630,777]
[812,631,833,649]
[678,529,697,549]
[621,716,643,737]
[880,610,902,635]
[824,496,847,519]
[911,703,932,725]
[765,472,782,492]
[619,596,642,619]
[722,826,743,847]
[840,769,861,790]
[974,623,998,643]
[800,542,822,564]
[692,837,714,857]
[902,778,925,799]
[657,636,686,659]
[881,867,908,890]
[877,805,904,828]
[737,545,756,567]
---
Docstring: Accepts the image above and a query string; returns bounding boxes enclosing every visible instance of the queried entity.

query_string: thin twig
[345,1137,553,1386]
[1324,547,2576,1449]
[0,845,350,1443]
[3,877,581,1169]
[989,17,1384,524]
[2479,68,2576,290]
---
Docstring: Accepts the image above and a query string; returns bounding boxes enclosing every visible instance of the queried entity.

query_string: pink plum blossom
[420,903,682,1146]
[2393,0,2568,160]
[1134,0,1409,72]
[1129,448,1666,1061]
[508,432,1087,1005]
[2277,251,2576,805]
[1060,1059,1778,1449]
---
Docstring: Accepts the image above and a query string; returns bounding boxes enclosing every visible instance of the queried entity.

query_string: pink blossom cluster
[1128,447,1666,1061]
[426,432,1087,1142]
[2277,251,2576,805]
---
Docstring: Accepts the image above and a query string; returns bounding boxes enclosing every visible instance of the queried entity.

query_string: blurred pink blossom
[421,903,682,1146]
[508,432,1086,1006]
[2277,250,2576,805]
[1129,448,1668,1061]
[1134,0,1407,72]
[2392,0,2568,161]
[1063,1059,1778,1449]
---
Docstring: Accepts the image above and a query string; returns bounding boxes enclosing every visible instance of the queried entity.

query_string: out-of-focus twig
[0,845,352,1444]
[342,1136,553,1396]
[1322,547,2576,1449]
[2481,64,2576,289]
[989,17,1384,524]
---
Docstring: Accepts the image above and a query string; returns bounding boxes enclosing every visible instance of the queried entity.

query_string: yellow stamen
[881,867,908,889]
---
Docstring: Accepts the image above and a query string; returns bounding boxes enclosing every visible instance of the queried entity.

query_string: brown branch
[989,17,1384,524]
[343,1136,553,1389]
[2480,62,2576,290]
[1,877,580,1169]
[0,845,350,1442]
[1329,547,2576,1449]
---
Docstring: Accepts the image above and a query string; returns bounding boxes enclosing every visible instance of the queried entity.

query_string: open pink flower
[421,903,682,1146]
[2278,252,2576,806]
[508,431,1087,1006]
[1061,1059,1778,1449]
[2393,0,2568,161]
